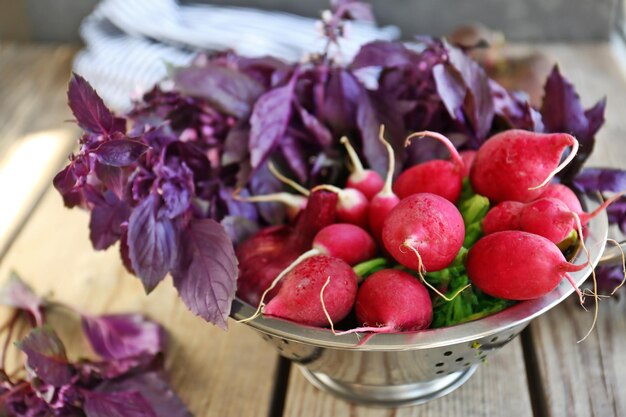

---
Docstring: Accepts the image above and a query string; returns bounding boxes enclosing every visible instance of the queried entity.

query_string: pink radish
[354,269,432,331]
[341,136,384,200]
[312,184,369,228]
[382,193,465,272]
[466,231,586,301]
[539,183,583,214]
[368,126,400,243]
[238,222,376,323]
[236,190,338,306]
[482,201,525,235]
[459,150,477,177]
[393,131,466,203]
[262,255,358,326]
[470,130,579,203]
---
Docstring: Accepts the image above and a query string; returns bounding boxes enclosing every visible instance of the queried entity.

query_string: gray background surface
[0,0,622,42]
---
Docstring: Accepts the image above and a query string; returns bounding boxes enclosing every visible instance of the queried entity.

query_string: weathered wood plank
[283,340,533,417]
[526,42,626,417]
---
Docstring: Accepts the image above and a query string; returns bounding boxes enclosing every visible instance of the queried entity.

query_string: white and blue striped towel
[74,0,400,111]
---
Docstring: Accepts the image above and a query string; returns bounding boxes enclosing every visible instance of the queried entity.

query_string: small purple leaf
[220,215,260,245]
[68,73,125,135]
[351,41,416,69]
[249,76,296,169]
[16,326,72,387]
[94,140,149,167]
[128,195,179,292]
[83,390,156,417]
[173,64,265,118]
[0,273,44,325]
[322,69,360,133]
[573,168,626,193]
[297,104,333,148]
[95,371,191,417]
[172,219,238,329]
[81,314,165,361]
[90,191,131,250]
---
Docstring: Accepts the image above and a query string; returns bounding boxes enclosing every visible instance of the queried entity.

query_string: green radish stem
[340,136,365,174]
[528,138,579,191]
[320,276,394,336]
[236,249,321,323]
[404,130,465,172]
[379,125,395,195]
[353,258,388,283]
[268,161,310,196]
[400,241,471,302]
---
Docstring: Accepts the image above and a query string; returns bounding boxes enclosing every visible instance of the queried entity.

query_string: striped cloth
[74,0,400,111]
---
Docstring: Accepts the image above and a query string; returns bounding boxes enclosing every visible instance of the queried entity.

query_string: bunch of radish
[235,126,622,336]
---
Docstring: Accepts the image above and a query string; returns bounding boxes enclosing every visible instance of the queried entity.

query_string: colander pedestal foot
[299,364,479,407]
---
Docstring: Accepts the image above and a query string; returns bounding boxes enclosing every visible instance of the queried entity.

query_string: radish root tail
[401,241,470,301]
[237,249,321,324]
[340,136,365,174]
[379,125,396,194]
[321,276,395,337]
[268,162,310,196]
[528,137,579,191]
[404,130,465,172]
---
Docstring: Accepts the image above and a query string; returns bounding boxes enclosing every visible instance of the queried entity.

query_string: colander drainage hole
[490,336,499,342]
[435,362,444,367]
[443,351,453,356]
[436,370,444,375]
[464,363,470,367]
[455,357,464,362]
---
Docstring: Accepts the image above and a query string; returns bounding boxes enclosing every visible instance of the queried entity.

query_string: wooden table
[0,42,625,417]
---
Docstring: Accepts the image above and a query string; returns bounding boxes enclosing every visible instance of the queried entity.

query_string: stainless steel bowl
[230,196,614,407]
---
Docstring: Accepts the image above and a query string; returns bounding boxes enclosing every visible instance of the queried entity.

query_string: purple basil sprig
[0,274,190,417]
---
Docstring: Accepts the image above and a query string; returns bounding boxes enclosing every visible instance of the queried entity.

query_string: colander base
[299,364,479,408]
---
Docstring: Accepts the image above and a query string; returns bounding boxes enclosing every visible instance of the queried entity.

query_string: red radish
[539,183,583,214]
[312,184,369,228]
[466,231,586,301]
[341,136,384,200]
[459,150,477,177]
[393,131,466,203]
[234,192,307,221]
[262,255,358,326]
[470,130,579,203]
[311,223,377,266]
[354,269,432,331]
[236,190,338,306]
[482,201,524,235]
[382,193,465,272]
[238,222,376,322]
[368,126,400,242]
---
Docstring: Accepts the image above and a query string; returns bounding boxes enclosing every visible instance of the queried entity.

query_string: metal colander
[230,196,612,407]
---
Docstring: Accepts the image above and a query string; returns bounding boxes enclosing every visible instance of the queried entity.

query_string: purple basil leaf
[222,125,250,166]
[90,191,131,250]
[221,215,260,245]
[249,162,286,224]
[81,313,165,361]
[332,0,374,22]
[351,41,416,69]
[83,390,156,417]
[446,44,494,141]
[173,64,265,118]
[322,69,360,133]
[249,75,296,170]
[573,168,626,193]
[155,159,195,219]
[541,65,588,135]
[95,371,191,417]
[607,199,626,233]
[68,73,125,135]
[585,97,607,138]
[296,104,333,148]
[16,326,72,387]
[432,63,465,119]
[128,195,179,292]
[94,161,125,198]
[279,136,309,184]
[172,219,238,329]
[595,265,626,297]
[94,140,149,167]
[0,272,44,325]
